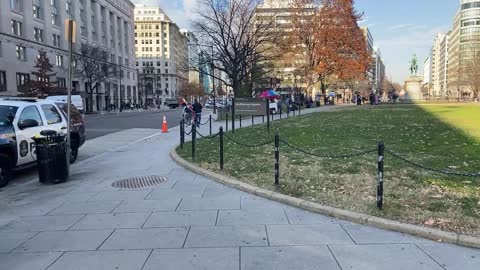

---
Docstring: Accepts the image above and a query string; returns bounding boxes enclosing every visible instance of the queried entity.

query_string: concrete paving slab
[0,216,18,227]
[171,182,207,194]
[241,195,285,211]
[217,209,289,226]
[284,207,339,225]
[47,250,151,270]
[70,213,151,230]
[168,168,197,183]
[329,244,443,270]
[99,228,189,250]
[343,223,433,244]
[419,243,480,270]
[0,215,83,232]
[0,232,37,253]
[241,246,341,270]
[146,187,204,199]
[1,202,63,217]
[178,196,241,211]
[88,190,152,201]
[203,185,247,198]
[113,198,181,213]
[13,230,113,252]
[0,252,63,270]
[48,201,122,215]
[143,211,217,228]
[143,248,239,270]
[185,225,268,248]
[267,224,353,246]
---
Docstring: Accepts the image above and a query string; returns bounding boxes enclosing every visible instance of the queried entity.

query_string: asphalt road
[84,108,184,140]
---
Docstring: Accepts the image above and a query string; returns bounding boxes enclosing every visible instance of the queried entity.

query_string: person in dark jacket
[192,100,203,127]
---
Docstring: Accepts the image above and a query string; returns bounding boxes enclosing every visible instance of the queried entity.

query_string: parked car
[46,95,85,114]
[0,97,86,187]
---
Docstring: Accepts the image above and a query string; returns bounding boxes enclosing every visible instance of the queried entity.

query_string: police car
[0,97,86,187]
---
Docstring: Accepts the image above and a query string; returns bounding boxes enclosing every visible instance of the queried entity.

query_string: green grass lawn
[178,104,480,236]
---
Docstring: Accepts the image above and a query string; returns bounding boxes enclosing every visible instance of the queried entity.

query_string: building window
[165,62,168,67]
[16,45,26,61]
[11,20,22,36]
[57,77,66,88]
[52,34,61,47]
[51,0,59,25]
[10,0,22,12]
[0,71,6,92]
[16,73,30,87]
[65,1,72,15]
[32,0,42,19]
[34,27,44,43]
[165,69,168,74]
[56,55,63,67]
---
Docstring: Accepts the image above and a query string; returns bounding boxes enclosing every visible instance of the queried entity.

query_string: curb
[170,147,480,249]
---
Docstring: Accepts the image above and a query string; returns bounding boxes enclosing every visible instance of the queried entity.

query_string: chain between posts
[196,129,220,140]
[385,149,480,177]
[279,139,376,159]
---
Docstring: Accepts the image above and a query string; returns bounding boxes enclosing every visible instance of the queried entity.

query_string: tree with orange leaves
[289,0,370,95]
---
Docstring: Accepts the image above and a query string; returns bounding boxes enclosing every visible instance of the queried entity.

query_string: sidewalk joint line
[174,199,183,211]
[283,208,291,225]
[109,201,124,214]
[264,225,271,247]
[414,243,447,270]
[182,226,191,248]
[141,212,155,229]
[239,247,242,270]
[95,229,116,251]
[327,245,344,270]
[215,210,219,226]
[45,251,66,269]
[140,249,154,270]
[339,223,357,245]
[66,214,87,231]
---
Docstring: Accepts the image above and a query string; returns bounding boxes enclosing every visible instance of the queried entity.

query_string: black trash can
[33,131,69,184]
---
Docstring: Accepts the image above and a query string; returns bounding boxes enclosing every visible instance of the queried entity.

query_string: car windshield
[0,105,18,127]
[56,103,82,123]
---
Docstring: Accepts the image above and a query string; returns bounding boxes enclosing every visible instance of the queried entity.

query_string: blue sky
[133,0,460,83]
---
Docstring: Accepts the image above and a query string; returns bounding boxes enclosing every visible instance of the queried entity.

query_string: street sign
[235,98,267,116]
[64,19,76,43]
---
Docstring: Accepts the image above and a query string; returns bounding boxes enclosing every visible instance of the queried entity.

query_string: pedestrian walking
[192,99,203,127]
[277,99,283,114]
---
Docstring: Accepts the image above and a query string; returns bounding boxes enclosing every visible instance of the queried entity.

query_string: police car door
[15,105,46,165]
[39,104,66,136]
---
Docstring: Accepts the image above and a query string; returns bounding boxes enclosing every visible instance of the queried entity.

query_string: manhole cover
[112,176,167,189]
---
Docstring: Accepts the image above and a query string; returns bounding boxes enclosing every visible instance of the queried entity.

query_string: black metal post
[209,115,212,135]
[274,131,280,188]
[239,115,242,128]
[192,124,196,160]
[226,113,229,132]
[180,119,185,149]
[262,115,265,123]
[231,98,235,133]
[219,127,224,170]
[280,110,282,119]
[252,115,254,125]
[377,141,385,210]
[299,103,301,115]
[266,99,270,130]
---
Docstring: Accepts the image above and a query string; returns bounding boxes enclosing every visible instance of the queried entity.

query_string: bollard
[274,131,280,188]
[226,113,229,132]
[266,100,270,130]
[192,124,196,160]
[252,115,254,125]
[209,115,212,135]
[232,98,235,134]
[180,119,185,149]
[219,127,224,170]
[377,141,384,210]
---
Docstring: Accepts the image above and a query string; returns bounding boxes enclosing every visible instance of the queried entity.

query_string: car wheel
[0,167,12,188]
[70,145,79,164]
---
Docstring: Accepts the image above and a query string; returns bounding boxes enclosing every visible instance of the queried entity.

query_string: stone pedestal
[404,76,423,100]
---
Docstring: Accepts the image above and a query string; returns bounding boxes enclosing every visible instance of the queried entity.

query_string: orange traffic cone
[162,115,168,133]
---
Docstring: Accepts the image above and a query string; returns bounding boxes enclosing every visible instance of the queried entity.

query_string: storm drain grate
[112,176,167,189]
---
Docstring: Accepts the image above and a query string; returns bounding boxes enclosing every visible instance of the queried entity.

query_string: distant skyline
[132,0,460,83]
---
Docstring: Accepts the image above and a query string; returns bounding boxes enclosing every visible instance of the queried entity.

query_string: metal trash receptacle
[33,131,69,184]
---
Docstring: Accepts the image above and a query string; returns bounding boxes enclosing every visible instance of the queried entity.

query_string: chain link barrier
[196,129,220,140]
[385,149,480,177]
[224,133,274,148]
[280,138,376,159]
[184,128,193,136]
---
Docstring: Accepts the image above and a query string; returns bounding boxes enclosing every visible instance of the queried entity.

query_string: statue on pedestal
[410,54,418,76]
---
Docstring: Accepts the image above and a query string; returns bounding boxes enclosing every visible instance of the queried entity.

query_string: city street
[84,108,184,140]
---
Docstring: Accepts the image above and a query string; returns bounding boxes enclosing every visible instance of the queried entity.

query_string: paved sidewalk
[0,106,479,270]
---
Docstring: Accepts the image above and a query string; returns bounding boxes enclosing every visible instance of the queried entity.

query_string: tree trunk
[88,85,94,113]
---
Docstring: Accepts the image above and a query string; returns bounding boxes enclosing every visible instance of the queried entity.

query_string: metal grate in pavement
[111,176,167,189]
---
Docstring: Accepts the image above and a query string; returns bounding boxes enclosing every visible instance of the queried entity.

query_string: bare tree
[74,46,116,112]
[463,51,480,100]
[192,0,276,97]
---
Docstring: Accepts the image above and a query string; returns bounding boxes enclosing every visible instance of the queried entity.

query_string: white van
[46,95,84,113]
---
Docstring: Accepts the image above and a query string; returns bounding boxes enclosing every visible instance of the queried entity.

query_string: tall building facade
[362,27,386,94]
[0,0,138,111]
[429,0,480,98]
[134,5,188,107]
